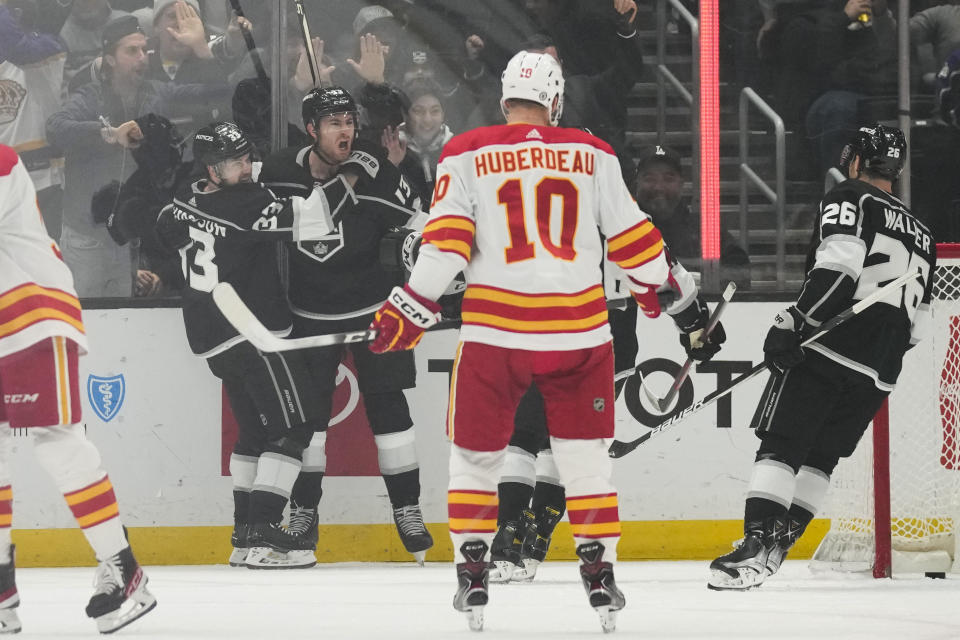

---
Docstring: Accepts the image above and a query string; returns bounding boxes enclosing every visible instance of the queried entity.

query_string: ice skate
[513,507,562,582]
[229,523,249,567]
[85,546,157,634]
[453,540,489,631]
[245,523,316,569]
[286,503,320,567]
[707,533,771,591]
[488,520,521,583]
[0,545,21,634]
[392,504,433,565]
[576,542,624,633]
[765,516,802,577]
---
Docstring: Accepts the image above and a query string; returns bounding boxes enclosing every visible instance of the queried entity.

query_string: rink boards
[7,304,833,566]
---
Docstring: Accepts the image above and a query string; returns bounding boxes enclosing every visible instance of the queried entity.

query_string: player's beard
[643,195,681,221]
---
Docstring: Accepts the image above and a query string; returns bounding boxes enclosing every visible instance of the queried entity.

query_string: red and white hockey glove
[626,273,680,319]
[369,285,442,353]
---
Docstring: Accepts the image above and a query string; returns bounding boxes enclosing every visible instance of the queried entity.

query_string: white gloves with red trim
[369,285,442,353]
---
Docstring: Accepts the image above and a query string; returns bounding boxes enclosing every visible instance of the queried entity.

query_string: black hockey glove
[673,295,725,362]
[763,307,807,374]
[379,226,422,273]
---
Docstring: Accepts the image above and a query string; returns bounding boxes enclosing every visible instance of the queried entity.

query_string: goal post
[813,243,960,577]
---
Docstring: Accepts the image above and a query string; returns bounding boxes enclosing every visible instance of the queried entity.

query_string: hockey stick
[641,281,737,412]
[293,0,321,88]
[228,0,267,82]
[608,270,920,459]
[213,283,635,352]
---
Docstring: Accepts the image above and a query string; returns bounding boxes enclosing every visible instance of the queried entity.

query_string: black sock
[248,490,288,525]
[744,497,787,535]
[290,471,324,510]
[233,490,250,526]
[498,481,534,526]
[530,481,565,518]
[382,468,420,508]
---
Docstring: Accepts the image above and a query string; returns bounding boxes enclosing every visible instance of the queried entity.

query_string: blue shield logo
[87,374,125,422]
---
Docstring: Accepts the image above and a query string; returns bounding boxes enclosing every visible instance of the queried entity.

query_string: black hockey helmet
[839,123,907,179]
[193,122,253,166]
[302,86,359,130]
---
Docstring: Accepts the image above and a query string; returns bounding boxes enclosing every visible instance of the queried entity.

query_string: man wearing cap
[59,0,130,89]
[634,145,751,285]
[46,14,228,297]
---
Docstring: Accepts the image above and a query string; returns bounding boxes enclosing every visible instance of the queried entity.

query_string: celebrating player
[256,86,434,563]
[157,122,346,569]
[368,51,721,631]
[708,124,935,590]
[0,144,156,633]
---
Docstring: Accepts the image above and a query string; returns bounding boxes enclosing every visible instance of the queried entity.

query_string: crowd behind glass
[2,0,957,302]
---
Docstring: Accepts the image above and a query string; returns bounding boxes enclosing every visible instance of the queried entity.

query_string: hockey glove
[626,273,680,319]
[673,296,726,362]
[369,285,442,353]
[379,227,422,273]
[763,307,808,373]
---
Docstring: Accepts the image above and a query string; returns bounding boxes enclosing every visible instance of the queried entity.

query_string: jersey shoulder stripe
[438,124,615,162]
[0,145,18,177]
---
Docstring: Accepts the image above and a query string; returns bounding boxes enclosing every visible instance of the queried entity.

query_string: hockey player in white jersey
[0,144,156,633]
[369,52,721,632]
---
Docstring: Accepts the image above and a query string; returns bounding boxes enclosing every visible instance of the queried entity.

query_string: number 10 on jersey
[498,177,580,263]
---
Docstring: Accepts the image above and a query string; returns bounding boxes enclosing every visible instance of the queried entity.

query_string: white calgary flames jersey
[408,123,669,350]
[0,145,86,359]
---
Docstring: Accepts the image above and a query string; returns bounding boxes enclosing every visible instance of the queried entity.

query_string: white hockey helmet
[500,51,564,126]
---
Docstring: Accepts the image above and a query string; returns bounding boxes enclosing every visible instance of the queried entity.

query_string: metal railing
[738,87,786,289]
[655,0,699,195]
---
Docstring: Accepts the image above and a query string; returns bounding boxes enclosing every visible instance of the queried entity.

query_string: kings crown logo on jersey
[0,79,27,125]
[87,374,126,422]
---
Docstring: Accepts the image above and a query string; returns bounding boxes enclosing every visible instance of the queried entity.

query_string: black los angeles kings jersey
[156,178,347,357]
[257,142,421,331]
[796,179,935,390]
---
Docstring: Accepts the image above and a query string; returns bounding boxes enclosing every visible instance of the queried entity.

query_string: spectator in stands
[911,1,960,93]
[231,14,326,154]
[766,0,897,178]
[47,14,225,297]
[463,0,644,178]
[397,78,454,209]
[0,0,67,238]
[633,145,751,286]
[759,0,899,179]
[59,0,129,91]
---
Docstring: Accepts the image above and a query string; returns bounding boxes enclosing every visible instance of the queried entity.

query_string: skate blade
[488,560,515,583]
[594,605,617,633]
[245,547,316,570]
[464,606,484,631]
[94,587,157,634]
[0,607,22,634]
[706,567,764,591]
[510,559,539,582]
[412,550,426,566]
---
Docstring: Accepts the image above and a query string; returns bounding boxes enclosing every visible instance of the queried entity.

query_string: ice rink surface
[10,560,960,639]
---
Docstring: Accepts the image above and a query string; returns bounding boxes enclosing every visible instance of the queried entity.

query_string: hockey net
[812,243,960,576]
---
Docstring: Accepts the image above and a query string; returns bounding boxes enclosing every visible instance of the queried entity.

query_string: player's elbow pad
[380,227,422,273]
